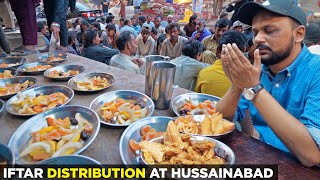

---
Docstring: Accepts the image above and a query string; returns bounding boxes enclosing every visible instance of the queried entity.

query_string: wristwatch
[243,84,264,100]
[51,23,60,28]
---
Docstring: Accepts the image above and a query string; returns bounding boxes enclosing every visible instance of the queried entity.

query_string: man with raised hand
[216,0,320,166]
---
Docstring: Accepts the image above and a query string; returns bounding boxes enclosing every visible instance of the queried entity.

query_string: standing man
[217,0,320,166]
[43,0,70,48]
[101,0,110,17]
[119,0,126,18]
[191,18,211,42]
[8,0,39,55]
[133,0,142,14]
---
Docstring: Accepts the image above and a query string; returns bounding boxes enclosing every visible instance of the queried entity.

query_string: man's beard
[257,37,294,66]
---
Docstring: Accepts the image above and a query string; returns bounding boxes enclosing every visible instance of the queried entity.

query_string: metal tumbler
[150,61,176,110]
[144,55,168,96]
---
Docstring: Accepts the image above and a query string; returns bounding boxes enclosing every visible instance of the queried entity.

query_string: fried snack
[201,115,213,135]
[140,121,226,165]
[176,116,199,134]
[0,70,14,79]
[174,114,235,136]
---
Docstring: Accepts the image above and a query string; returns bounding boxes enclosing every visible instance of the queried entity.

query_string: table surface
[0,53,319,179]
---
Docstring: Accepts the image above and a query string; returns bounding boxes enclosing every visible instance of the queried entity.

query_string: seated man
[191,18,211,42]
[216,0,320,166]
[171,40,209,90]
[160,23,188,59]
[66,30,78,55]
[119,18,138,37]
[136,28,156,57]
[110,31,145,74]
[82,29,119,64]
[202,19,230,64]
[195,30,247,97]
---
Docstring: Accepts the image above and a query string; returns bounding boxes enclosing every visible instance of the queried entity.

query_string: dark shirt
[82,45,119,64]
[101,0,110,12]
[184,23,196,38]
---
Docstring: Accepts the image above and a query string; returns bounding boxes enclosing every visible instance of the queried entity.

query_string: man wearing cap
[232,20,244,32]
[216,0,320,166]
[304,22,320,56]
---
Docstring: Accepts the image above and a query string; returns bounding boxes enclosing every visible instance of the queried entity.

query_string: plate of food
[171,93,220,116]
[44,65,86,81]
[0,144,15,166]
[119,116,173,164]
[5,85,74,116]
[90,90,155,126]
[174,114,235,139]
[0,57,26,69]
[120,118,235,165]
[17,62,55,75]
[68,72,115,92]
[0,76,37,99]
[38,53,68,63]
[8,105,100,164]
[0,68,18,79]
[37,155,101,165]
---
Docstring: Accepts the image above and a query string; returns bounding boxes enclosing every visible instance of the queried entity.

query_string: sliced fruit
[32,152,51,161]
[44,129,61,141]
[140,125,151,136]
[52,142,83,157]
[37,126,54,134]
[129,139,141,151]
[19,142,51,158]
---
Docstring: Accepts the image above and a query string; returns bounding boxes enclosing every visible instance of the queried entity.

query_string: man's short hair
[219,12,229,19]
[304,22,320,45]
[215,18,230,28]
[124,18,130,25]
[68,30,76,45]
[106,23,116,32]
[116,31,133,50]
[141,28,150,34]
[151,27,158,35]
[106,15,115,23]
[138,16,146,23]
[217,30,248,52]
[189,14,197,24]
[37,21,45,32]
[91,22,101,31]
[167,23,180,31]
[182,40,205,59]
[83,29,98,48]
[197,18,207,25]
[120,17,125,22]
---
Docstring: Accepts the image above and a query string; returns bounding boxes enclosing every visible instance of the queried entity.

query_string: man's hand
[132,58,144,67]
[51,23,60,41]
[194,33,201,39]
[221,43,261,90]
